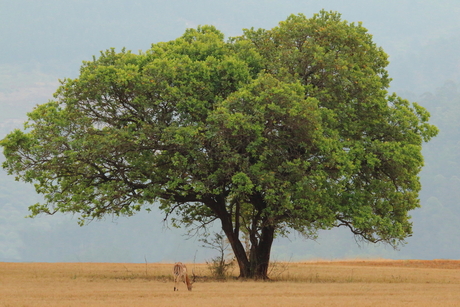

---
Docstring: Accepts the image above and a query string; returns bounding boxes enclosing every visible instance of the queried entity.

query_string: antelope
[173,262,195,291]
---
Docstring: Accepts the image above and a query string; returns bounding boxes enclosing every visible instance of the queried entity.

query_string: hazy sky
[1,0,459,263]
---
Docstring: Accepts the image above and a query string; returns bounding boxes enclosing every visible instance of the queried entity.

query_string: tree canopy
[0,11,438,279]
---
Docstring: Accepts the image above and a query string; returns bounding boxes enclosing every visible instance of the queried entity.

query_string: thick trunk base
[231,226,275,280]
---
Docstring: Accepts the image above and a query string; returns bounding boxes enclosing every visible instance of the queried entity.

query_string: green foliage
[0,10,437,277]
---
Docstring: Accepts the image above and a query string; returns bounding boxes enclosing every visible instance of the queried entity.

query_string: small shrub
[200,231,234,280]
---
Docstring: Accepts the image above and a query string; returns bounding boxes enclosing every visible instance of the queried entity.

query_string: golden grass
[0,260,459,306]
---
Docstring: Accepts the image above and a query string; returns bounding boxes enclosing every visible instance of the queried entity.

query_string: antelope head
[187,268,196,291]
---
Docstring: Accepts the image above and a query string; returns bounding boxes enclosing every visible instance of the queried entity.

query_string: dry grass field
[0,260,459,306]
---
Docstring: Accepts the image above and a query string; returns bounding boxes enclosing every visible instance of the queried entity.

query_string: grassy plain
[0,260,459,306]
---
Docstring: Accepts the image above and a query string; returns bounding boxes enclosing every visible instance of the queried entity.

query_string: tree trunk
[223,222,275,279]
[219,213,251,278]
[210,196,275,279]
[250,225,275,280]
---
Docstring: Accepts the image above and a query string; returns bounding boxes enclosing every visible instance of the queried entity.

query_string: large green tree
[1,11,438,279]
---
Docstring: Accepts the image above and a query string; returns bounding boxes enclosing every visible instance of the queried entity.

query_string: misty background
[1,0,459,263]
